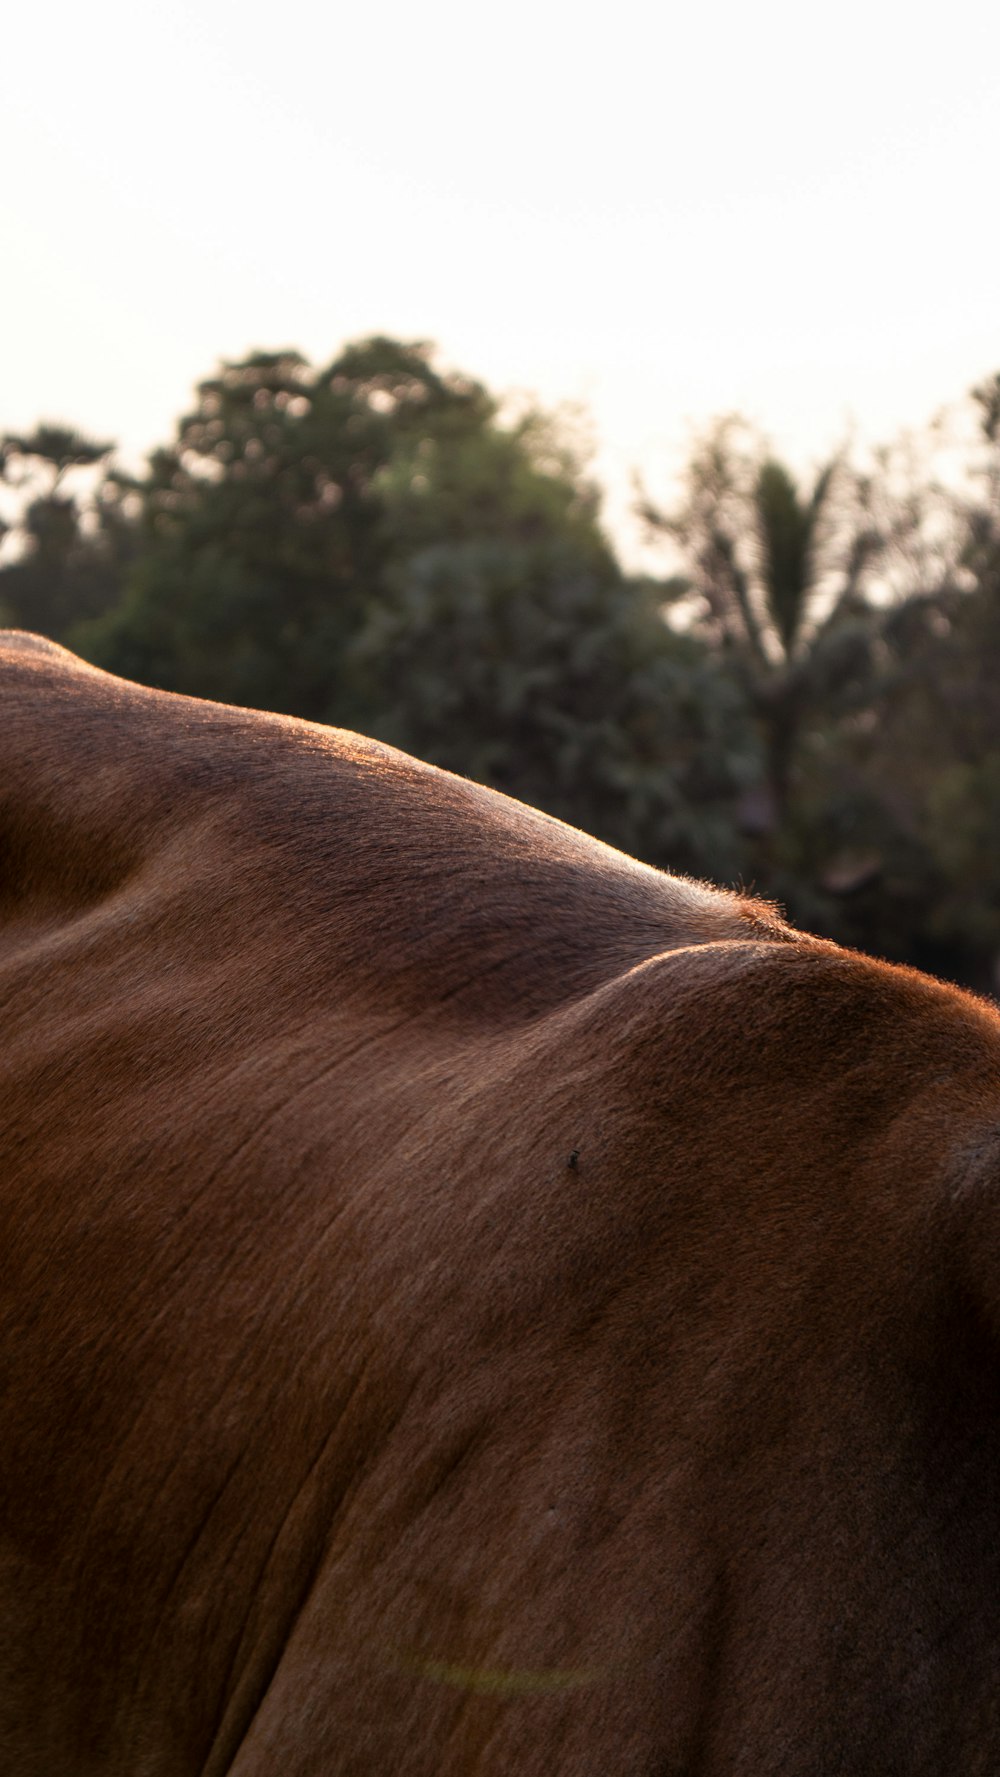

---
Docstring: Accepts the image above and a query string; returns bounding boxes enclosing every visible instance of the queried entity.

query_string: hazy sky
[5,0,999,561]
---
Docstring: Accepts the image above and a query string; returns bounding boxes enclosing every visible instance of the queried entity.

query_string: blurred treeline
[2,336,999,992]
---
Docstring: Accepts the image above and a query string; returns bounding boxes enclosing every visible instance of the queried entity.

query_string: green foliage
[642,416,948,871]
[924,757,1000,951]
[76,339,614,726]
[1,425,114,486]
[372,408,612,571]
[754,457,833,655]
[633,405,1000,988]
[0,424,120,637]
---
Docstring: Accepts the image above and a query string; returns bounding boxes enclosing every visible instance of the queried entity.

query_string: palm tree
[639,420,914,837]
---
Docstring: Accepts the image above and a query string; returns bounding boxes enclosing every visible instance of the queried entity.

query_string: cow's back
[2,632,1000,1775]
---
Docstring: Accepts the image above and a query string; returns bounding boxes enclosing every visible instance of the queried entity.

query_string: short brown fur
[2,632,1000,1774]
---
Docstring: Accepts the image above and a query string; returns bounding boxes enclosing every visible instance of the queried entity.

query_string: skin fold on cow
[2,629,999,1775]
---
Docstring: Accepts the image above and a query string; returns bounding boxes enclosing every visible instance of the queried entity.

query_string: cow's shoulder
[570,931,1000,1134]
[544,932,1000,1295]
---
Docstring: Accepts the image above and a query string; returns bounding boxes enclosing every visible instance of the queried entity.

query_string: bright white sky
[4,0,999,564]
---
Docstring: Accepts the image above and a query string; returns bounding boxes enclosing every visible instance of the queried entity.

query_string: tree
[640,423,884,823]
[860,371,1000,987]
[78,338,614,727]
[0,424,119,638]
[636,419,963,927]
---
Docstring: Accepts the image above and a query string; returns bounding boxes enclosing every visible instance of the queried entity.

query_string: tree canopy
[75,338,612,726]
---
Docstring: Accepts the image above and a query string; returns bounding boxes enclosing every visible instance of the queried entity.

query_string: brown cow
[2,628,1000,1775]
